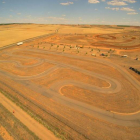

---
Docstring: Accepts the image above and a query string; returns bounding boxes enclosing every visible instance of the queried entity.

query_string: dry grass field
[0,24,140,140]
[0,103,39,140]
[0,24,60,47]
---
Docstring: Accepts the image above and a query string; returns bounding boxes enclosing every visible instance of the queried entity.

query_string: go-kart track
[0,46,140,129]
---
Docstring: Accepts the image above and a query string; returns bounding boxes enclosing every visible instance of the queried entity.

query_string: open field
[0,24,60,47]
[0,24,140,48]
[0,24,140,140]
[0,124,14,140]
[0,103,39,140]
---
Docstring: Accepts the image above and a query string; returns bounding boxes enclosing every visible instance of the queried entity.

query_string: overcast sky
[0,0,140,25]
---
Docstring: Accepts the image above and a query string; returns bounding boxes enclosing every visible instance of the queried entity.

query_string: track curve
[0,48,140,127]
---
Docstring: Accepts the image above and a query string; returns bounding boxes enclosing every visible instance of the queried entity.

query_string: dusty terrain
[0,92,58,140]
[0,24,140,140]
[0,24,60,47]
[0,102,39,140]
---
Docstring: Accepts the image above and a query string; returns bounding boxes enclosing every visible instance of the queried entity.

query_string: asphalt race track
[0,48,140,127]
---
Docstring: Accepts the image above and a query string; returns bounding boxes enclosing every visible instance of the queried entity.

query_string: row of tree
[129,67,140,75]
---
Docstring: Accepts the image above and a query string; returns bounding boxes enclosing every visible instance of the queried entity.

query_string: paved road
[0,48,140,127]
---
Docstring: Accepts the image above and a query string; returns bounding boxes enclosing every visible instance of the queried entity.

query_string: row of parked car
[129,67,140,75]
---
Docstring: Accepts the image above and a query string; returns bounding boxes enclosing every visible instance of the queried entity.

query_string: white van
[17,42,23,46]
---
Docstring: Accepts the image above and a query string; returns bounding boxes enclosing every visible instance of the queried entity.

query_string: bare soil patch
[0,124,14,140]
[0,103,39,140]
[32,68,109,88]
[0,62,53,76]
[61,84,140,113]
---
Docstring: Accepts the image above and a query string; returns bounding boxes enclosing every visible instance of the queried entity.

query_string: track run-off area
[0,46,140,128]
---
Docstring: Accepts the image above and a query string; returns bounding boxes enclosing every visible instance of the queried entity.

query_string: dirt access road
[0,92,58,140]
